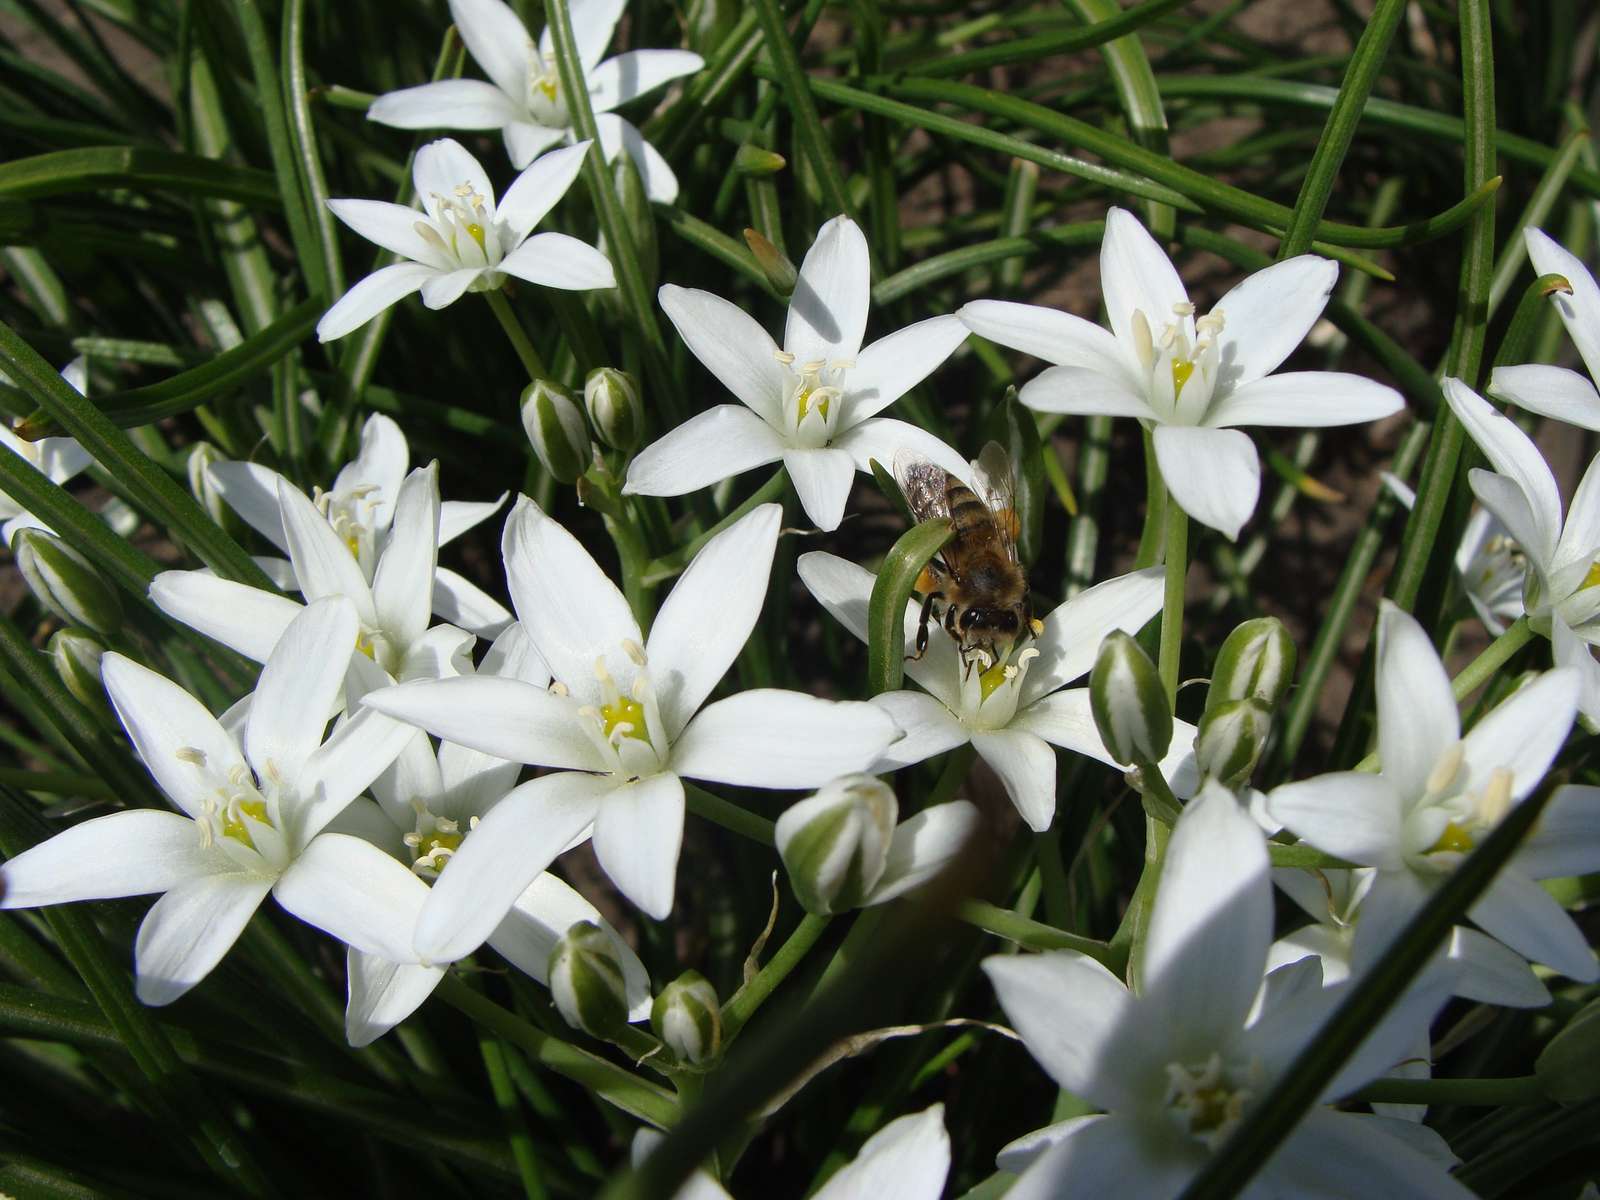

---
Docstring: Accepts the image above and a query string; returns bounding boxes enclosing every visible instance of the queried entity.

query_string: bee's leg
[907,590,942,661]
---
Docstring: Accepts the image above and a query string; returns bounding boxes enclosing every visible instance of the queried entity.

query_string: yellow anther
[622,639,647,666]
[1427,821,1475,855]
[773,349,796,364]
[176,747,207,766]
[1131,310,1155,371]
[1172,301,1196,317]
[1425,743,1465,797]
[1171,358,1195,396]
[1477,766,1514,827]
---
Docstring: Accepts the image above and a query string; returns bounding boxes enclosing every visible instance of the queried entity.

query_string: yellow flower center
[600,695,649,743]
[797,382,833,422]
[1583,560,1600,590]
[222,798,268,848]
[537,75,559,102]
[1427,820,1476,855]
[978,659,1011,701]
[1171,357,1196,397]
[466,222,487,252]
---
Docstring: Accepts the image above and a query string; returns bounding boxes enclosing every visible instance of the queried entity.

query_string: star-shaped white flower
[1382,474,1525,636]
[1489,227,1600,430]
[317,138,613,342]
[797,551,1196,831]
[985,784,1469,1199]
[961,207,1404,539]
[0,598,416,1004]
[363,500,898,949]
[1441,376,1600,718]
[1269,601,1596,985]
[0,357,91,545]
[624,215,972,531]
[368,0,701,202]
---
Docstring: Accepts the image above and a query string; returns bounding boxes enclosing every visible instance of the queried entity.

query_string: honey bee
[896,442,1043,671]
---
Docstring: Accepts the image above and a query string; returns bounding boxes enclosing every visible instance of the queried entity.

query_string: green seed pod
[49,626,108,714]
[13,528,123,635]
[1196,698,1272,789]
[733,144,787,177]
[650,970,721,1065]
[520,380,589,485]
[548,921,630,1039]
[1089,631,1172,766]
[775,773,897,915]
[584,367,642,451]
[1207,617,1296,714]
[742,228,797,297]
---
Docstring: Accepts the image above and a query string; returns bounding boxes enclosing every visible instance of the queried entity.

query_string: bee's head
[958,607,1024,669]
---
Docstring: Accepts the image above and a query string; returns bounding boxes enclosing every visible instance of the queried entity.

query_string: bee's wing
[974,441,1021,563]
[893,449,952,523]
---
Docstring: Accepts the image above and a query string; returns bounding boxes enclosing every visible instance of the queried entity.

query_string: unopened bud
[49,626,108,713]
[584,368,642,451]
[13,529,122,635]
[776,773,896,915]
[734,144,786,177]
[186,442,231,527]
[1196,698,1271,789]
[1089,631,1172,766]
[743,228,797,296]
[1207,617,1296,714]
[521,380,589,485]
[548,921,630,1038]
[651,970,721,1065]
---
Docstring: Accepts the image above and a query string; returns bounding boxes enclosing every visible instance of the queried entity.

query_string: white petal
[1460,667,1578,800]
[327,198,450,269]
[1552,617,1600,724]
[647,504,780,739]
[0,810,226,905]
[1467,469,1554,581]
[958,299,1132,376]
[439,495,505,545]
[246,597,358,787]
[346,949,446,1047]
[152,572,302,663]
[812,1104,951,1200]
[592,112,681,204]
[412,137,496,215]
[432,567,513,638]
[504,121,566,169]
[843,315,968,423]
[1525,226,1600,387]
[592,772,684,919]
[501,497,642,704]
[1449,926,1550,1008]
[865,802,979,905]
[1516,783,1600,879]
[1022,567,1164,704]
[671,691,897,789]
[317,262,435,342]
[338,413,409,526]
[867,691,968,771]
[1442,377,1563,568]
[1488,363,1600,431]
[1266,1110,1475,1200]
[206,462,290,550]
[996,1114,1105,1174]
[1017,364,1157,419]
[623,404,786,499]
[447,0,532,99]
[832,418,970,489]
[786,215,871,364]
[1553,449,1600,576]
[1350,868,1433,970]
[134,872,273,1005]
[277,478,377,621]
[1004,1114,1197,1200]
[587,49,703,114]
[414,772,610,962]
[497,142,591,240]
[296,707,421,843]
[549,0,624,72]
[102,653,248,820]
[1375,601,1459,801]
[784,446,856,531]
[499,232,615,291]
[1267,773,1405,868]
[361,676,606,771]
[1152,424,1260,540]
[273,833,428,962]
[657,285,788,426]
[1100,207,1188,352]
[1209,371,1404,429]
[419,267,482,309]
[1211,255,1337,388]
[368,78,520,132]
[1468,871,1598,981]
[1142,784,1271,1051]
[970,728,1057,832]
[372,466,440,650]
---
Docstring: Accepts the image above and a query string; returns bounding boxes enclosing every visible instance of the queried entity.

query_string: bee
[895,442,1044,671]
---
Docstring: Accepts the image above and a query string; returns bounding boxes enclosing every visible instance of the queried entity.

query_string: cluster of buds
[522,368,643,485]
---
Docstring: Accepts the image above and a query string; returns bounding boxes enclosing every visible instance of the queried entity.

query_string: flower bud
[742,228,797,297]
[1207,617,1296,714]
[1196,698,1271,789]
[1089,631,1172,766]
[776,774,897,915]
[49,626,108,714]
[186,442,231,527]
[651,970,721,1065]
[13,528,122,635]
[548,921,630,1039]
[733,144,787,177]
[584,367,642,451]
[521,380,589,485]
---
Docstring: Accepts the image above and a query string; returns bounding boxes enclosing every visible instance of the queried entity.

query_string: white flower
[1382,474,1525,636]
[1269,601,1597,985]
[0,357,91,545]
[624,215,971,531]
[0,599,416,1004]
[960,207,1404,539]
[984,784,1469,1199]
[317,138,613,342]
[1489,227,1600,430]
[367,0,701,202]
[797,551,1196,831]
[631,1103,950,1200]
[1441,376,1600,718]
[363,501,898,948]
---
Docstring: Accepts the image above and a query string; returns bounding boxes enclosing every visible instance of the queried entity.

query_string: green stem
[684,783,776,846]
[1452,617,1534,702]
[751,0,856,224]
[1351,1075,1544,1107]
[1135,758,1182,824]
[1159,495,1189,704]
[479,1034,548,1200]
[720,913,832,1041]
[485,289,550,382]
[954,900,1116,969]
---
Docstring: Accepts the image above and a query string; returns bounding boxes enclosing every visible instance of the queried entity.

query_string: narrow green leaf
[752,0,856,225]
[0,146,278,206]
[282,0,344,302]
[1488,134,1588,319]
[914,0,1192,79]
[868,518,952,696]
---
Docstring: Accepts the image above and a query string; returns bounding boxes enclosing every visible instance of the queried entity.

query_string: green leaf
[0,146,278,206]
[868,518,952,696]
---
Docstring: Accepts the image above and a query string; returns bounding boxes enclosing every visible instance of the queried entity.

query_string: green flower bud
[1537,991,1600,1102]
[1207,617,1296,714]
[521,380,589,485]
[49,626,108,714]
[186,441,230,527]
[1196,698,1271,789]
[733,144,786,177]
[584,368,642,451]
[548,921,630,1039]
[742,228,798,297]
[13,528,122,635]
[650,970,721,1065]
[775,773,897,915]
[1089,631,1172,766]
